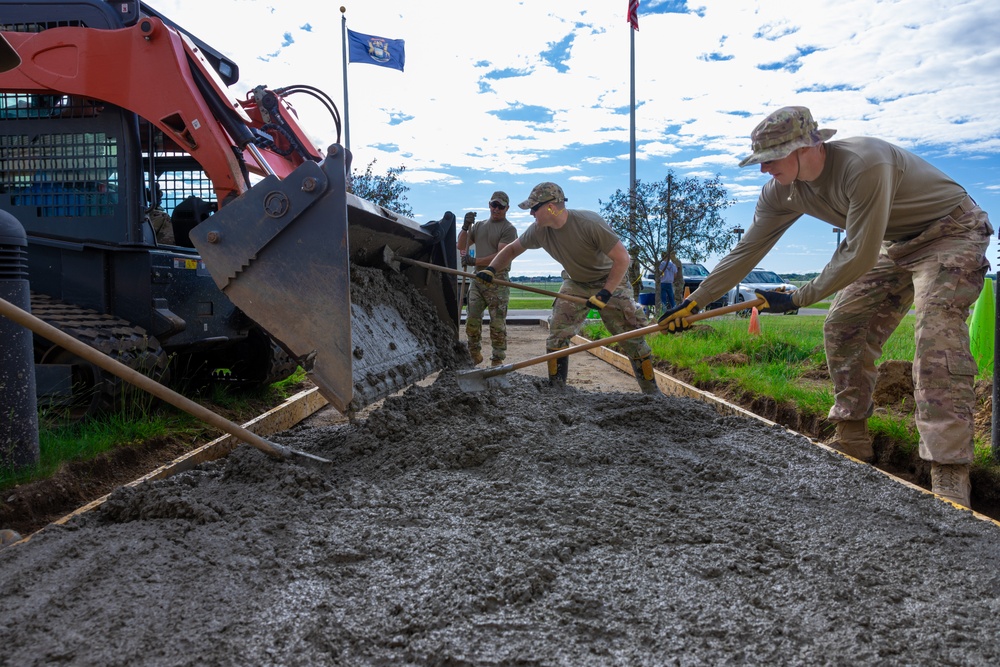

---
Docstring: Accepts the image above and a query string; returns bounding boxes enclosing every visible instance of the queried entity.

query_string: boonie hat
[738,106,836,168]
[518,182,567,210]
[489,191,509,207]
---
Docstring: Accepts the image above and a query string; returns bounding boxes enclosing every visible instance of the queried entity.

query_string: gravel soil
[3,348,1000,665]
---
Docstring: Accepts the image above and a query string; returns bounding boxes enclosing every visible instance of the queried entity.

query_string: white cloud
[150,0,1000,273]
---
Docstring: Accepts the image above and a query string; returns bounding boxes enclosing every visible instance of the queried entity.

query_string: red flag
[628,0,639,31]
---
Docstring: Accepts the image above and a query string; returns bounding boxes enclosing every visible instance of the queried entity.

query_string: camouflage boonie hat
[738,106,836,168]
[518,182,567,210]
[489,191,509,207]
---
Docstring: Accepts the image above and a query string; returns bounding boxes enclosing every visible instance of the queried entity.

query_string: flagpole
[340,6,351,152]
[629,21,636,232]
[628,8,637,290]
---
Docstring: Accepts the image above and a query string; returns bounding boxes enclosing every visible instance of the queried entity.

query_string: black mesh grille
[0,130,118,217]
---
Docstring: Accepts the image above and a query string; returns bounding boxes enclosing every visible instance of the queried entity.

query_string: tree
[348,159,414,217]
[600,171,736,308]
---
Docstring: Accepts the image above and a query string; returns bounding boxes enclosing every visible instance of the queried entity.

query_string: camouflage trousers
[466,277,511,362]
[547,275,652,361]
[824,199,992,464]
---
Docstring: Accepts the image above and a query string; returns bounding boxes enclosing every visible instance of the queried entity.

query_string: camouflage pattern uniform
[464,191,518,364]
[512,182,659,393]
[466,276,511,362]
[691,106,994,471]
[548,274,652,360]
[825,203,991,464]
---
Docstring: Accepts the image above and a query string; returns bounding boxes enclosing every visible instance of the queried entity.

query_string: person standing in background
[658,251,678,311]
[457,191,517,366]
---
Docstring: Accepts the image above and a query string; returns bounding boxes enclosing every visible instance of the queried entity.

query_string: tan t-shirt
[691,137,968,308]
[518,209,620,283]
[469,218,517,261]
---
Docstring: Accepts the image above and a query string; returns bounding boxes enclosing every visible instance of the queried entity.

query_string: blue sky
[157,0,1000,276]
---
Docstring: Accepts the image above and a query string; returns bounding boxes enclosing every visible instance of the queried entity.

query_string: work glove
[475,266,497,284]
[461,253,476,268]
[462,212,476,232]
[754,288,796,314]
[588,289,613,310]
[657,298,699,333]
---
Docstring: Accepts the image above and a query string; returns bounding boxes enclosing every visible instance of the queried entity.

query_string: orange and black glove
[475,266,496,284]
[588,289,613,310]
[755,288,796,313]
[657,298,699,333]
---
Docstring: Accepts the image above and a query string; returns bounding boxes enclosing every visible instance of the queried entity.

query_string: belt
[948,195,977,219]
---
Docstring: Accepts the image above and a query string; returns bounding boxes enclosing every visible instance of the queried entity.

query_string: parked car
[728,268,799,316]
[681,262,728,310]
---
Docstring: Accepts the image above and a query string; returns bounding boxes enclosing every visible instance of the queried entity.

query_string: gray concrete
[2,371,999,666]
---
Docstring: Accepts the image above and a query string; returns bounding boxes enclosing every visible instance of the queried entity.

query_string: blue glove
[475,266,496,284]
[657,298,699,333]
[588,289,613,309]
[754,288,796,313]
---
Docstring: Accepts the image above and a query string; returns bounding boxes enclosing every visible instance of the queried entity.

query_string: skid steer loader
[0,0,458,418]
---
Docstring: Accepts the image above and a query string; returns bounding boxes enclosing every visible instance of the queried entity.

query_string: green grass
[585,314,838,416]
[1,367,308,493]
[581,311,997,464]
[2,395,179,489]
[582,312,929,418]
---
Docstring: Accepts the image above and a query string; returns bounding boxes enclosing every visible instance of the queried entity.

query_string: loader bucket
[188,144,459,415]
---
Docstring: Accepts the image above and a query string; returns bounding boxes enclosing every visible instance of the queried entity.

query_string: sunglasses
[530,199,554,214]
[489,201,506,209]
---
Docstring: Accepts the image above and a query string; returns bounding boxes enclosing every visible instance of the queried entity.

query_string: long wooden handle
[395,255,590,305]
[479,297,766,379]
[0,296,322,462]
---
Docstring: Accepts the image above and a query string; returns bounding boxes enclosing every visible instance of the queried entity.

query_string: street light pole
[834,227,843,247]
[734,227,744,243]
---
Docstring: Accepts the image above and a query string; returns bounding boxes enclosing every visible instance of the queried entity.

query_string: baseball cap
[489,191,509,207]
[517,182,566,210]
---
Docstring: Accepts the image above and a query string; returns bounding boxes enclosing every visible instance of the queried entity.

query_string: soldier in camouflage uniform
[659,106,992,508]
[458,191,518,366]
[476,182,660,395]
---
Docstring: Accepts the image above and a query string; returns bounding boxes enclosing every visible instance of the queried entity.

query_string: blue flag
[347,28,405,72]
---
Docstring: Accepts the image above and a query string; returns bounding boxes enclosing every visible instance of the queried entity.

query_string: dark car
[682,262,728,310]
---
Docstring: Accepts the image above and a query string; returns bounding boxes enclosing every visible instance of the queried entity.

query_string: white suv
[728,268,799,316]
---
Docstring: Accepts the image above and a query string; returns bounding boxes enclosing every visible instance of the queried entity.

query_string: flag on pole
[347,28,405,72]
[628,0,639,31]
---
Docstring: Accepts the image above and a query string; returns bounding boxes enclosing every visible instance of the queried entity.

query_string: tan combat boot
[547,353,568,388]
[630,355,661,395]
[931,463,971,508]
[827,420,873,461]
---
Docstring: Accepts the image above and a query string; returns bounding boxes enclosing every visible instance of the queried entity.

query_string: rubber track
[30,293,170,416]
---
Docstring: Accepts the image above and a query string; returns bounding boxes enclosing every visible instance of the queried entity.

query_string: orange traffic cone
[748,307,761,335]
[683,286,691,299]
